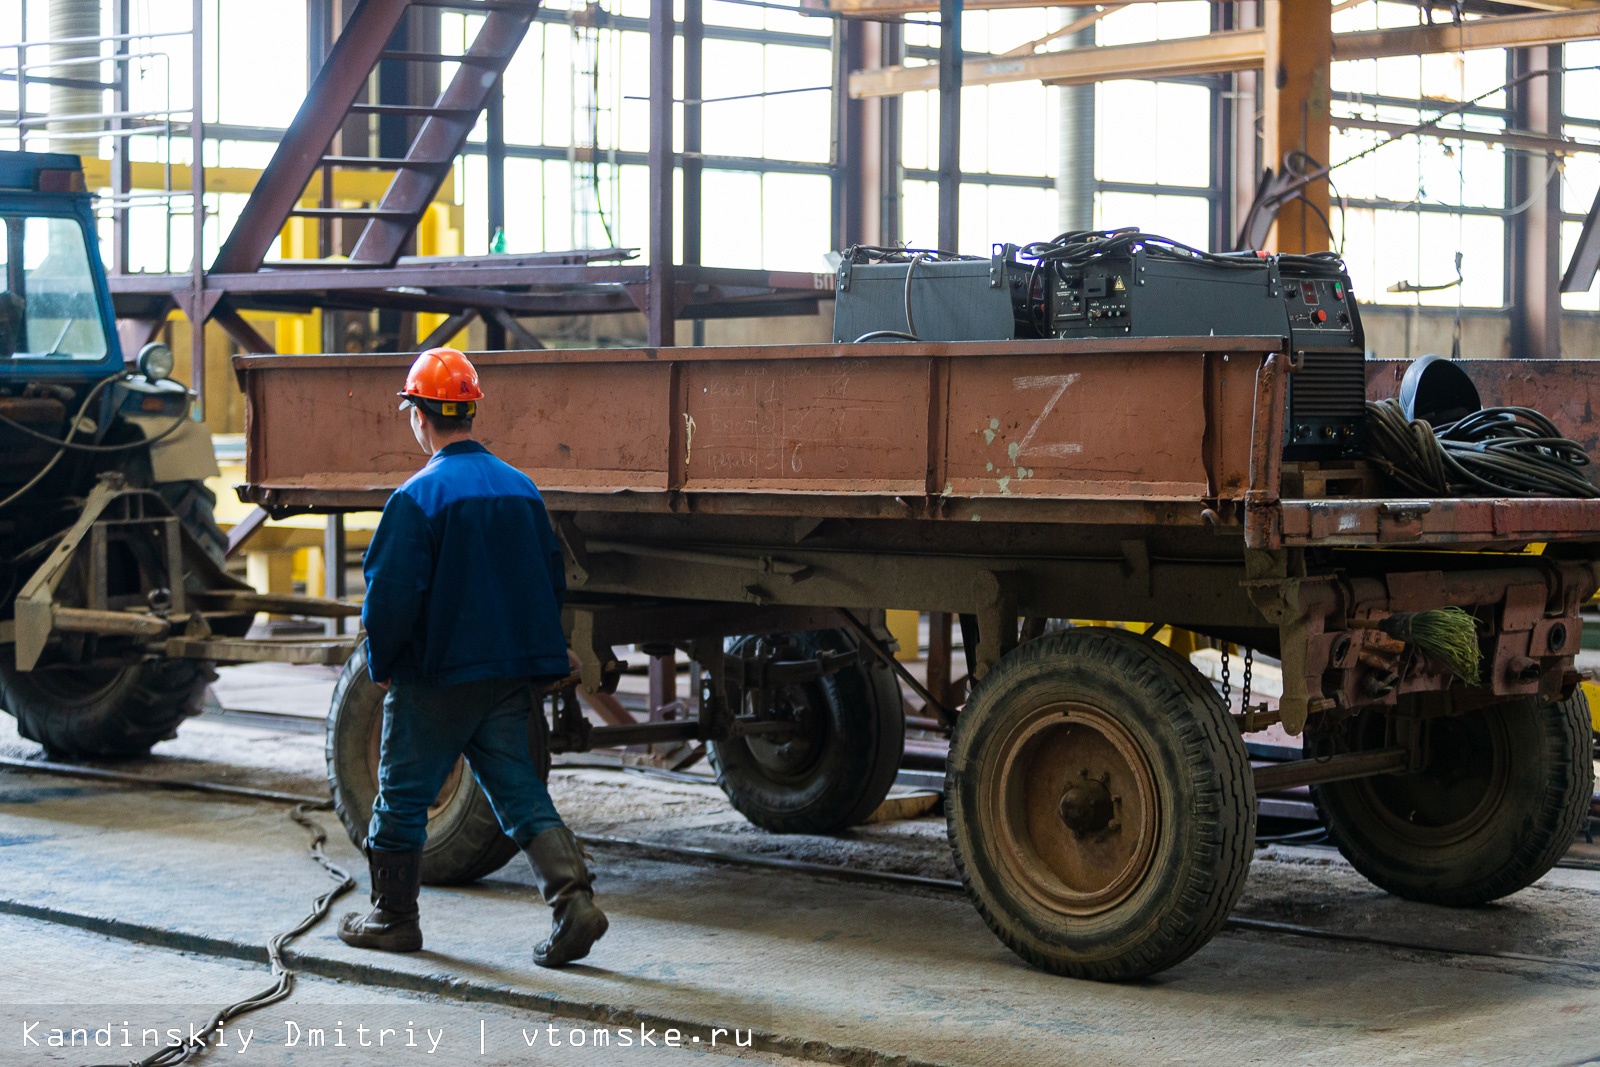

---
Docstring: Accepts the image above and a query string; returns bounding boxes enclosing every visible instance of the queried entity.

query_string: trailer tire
[947,626,1254,981]
[325,646,521,885]
[710,629,905,834]
[1311,691,1592,906]
[1,658,213,758]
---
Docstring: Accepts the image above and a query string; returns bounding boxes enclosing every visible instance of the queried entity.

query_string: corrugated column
[1225,0,1261,251]
[646,0,675,346]
[684,0,704,343]
[1262,0,1330,254]
[1509,46,1562,360]
[48,0,101,154]
[879,22,903,245]
[936,0,962,253]
[1055,6,1094,233]
[189,0,206,411]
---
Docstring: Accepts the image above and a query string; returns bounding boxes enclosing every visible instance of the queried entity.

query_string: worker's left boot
[522,827,608,967]
[338,848,424,952]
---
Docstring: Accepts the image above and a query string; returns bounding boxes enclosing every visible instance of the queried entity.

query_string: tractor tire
[156,478,227,567]
[1,658,213,759]
[1311,691,1592,907]
[709,628,905,834]
[946,626,1255,981]
[325,645,521,885]
[0,475,226,759]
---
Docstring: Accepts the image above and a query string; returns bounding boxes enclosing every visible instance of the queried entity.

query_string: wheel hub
[743,688,823,777]
[987,702,1160,916]
[1058,773,1116,836]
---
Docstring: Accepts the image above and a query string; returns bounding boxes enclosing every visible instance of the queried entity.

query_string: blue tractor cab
[0,151,125,381]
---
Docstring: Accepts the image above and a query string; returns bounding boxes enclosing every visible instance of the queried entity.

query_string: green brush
[1379,607,1482,686]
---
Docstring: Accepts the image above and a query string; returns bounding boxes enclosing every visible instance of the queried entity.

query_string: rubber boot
[522,827,608,967]
[337,848,423,952]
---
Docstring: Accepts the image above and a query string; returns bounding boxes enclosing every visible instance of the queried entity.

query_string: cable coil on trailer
[1363,398,1600,498]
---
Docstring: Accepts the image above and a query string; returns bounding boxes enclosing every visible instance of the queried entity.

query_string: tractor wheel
[1,658,213,758]
[325,645,521,885]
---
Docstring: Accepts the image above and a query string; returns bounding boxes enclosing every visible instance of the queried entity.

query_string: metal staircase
[211,0,542,274]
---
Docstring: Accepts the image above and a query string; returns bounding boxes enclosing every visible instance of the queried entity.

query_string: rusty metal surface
[237,336,1277,520]
[238,345,1600,554]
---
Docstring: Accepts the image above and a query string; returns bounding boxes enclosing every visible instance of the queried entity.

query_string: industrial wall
[1362,307,1600,362]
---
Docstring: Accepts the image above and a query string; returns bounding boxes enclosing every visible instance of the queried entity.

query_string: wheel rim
[364,709,468,820]
[986,701,1160,916]
[1349,708,1509,847]
[741,684,827,780]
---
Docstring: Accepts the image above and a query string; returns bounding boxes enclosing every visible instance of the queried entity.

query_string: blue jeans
[367,676,564,853]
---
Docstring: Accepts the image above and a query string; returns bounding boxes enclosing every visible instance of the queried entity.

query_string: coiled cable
[1364,398,1599,498]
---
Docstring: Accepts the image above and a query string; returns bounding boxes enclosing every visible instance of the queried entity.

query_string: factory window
[901,1,1218,253]
[448,3,834,269]
[1562,42,1600,312]
[1328,2,1512,308]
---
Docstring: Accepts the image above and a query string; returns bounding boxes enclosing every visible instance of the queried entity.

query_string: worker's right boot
[337,848,424,952]
[522,827,608,967]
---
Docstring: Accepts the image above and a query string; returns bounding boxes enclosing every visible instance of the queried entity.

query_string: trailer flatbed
[233,337,1600,980]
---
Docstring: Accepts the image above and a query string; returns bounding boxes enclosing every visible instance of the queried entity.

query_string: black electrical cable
[902,251,924,340]
[1364,398,1600,499]
[842,244,976,265]
[0,379,192,453]
[1017,227,1341,272]
[852,330,921,343]
[0,373,125,511]
[82,803,354,1067]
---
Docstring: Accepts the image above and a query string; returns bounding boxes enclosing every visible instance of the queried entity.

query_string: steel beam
[1056,6,1096,234]
[936,0,962,253]
[850,8,1600,99]
[349,3,541,266]
[879,23,903,244]
[819,0,1600,16]
[647,0,675,347]
[1252,747,1408,793]
[1333,7,1600,60]
[1509,46,1563,359]
[849,28,1266,98]
[1262,0,1330,254]
[211,0,413,274]
[684,0,704,267]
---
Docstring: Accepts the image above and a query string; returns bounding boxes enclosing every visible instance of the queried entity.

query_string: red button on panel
[1314,309,1328,323]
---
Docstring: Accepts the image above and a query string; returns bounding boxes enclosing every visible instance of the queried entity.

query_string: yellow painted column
[1263,0,1332,254]
[886,610,921,662]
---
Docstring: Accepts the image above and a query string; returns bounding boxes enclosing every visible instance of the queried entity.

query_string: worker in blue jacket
[338,347,607,968]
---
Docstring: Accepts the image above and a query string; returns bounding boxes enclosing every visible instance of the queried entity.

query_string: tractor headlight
[137,342,175,382]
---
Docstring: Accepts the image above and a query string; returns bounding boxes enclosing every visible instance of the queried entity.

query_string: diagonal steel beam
[210,0,413,275]
[348,3,543,266]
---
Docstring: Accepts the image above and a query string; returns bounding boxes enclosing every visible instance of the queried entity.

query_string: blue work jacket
[361,440,569,686]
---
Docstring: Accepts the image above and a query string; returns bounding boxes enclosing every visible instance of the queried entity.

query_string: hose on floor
[1363,398,1600,499]
[83,803,354,1067]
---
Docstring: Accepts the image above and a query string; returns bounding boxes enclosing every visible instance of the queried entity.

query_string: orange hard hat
[398,347,483,416]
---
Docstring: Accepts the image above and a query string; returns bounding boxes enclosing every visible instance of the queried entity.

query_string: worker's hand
[375,679,391,692]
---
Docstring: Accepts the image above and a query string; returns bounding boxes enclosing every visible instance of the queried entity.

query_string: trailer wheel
[1,658,212,758]
[710,629,905,834]
[946,626,1254,980]
[1311,691,1592,906]
[325,646,520,885]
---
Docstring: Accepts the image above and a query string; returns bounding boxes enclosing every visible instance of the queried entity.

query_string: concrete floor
[4,676,1600,1066]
